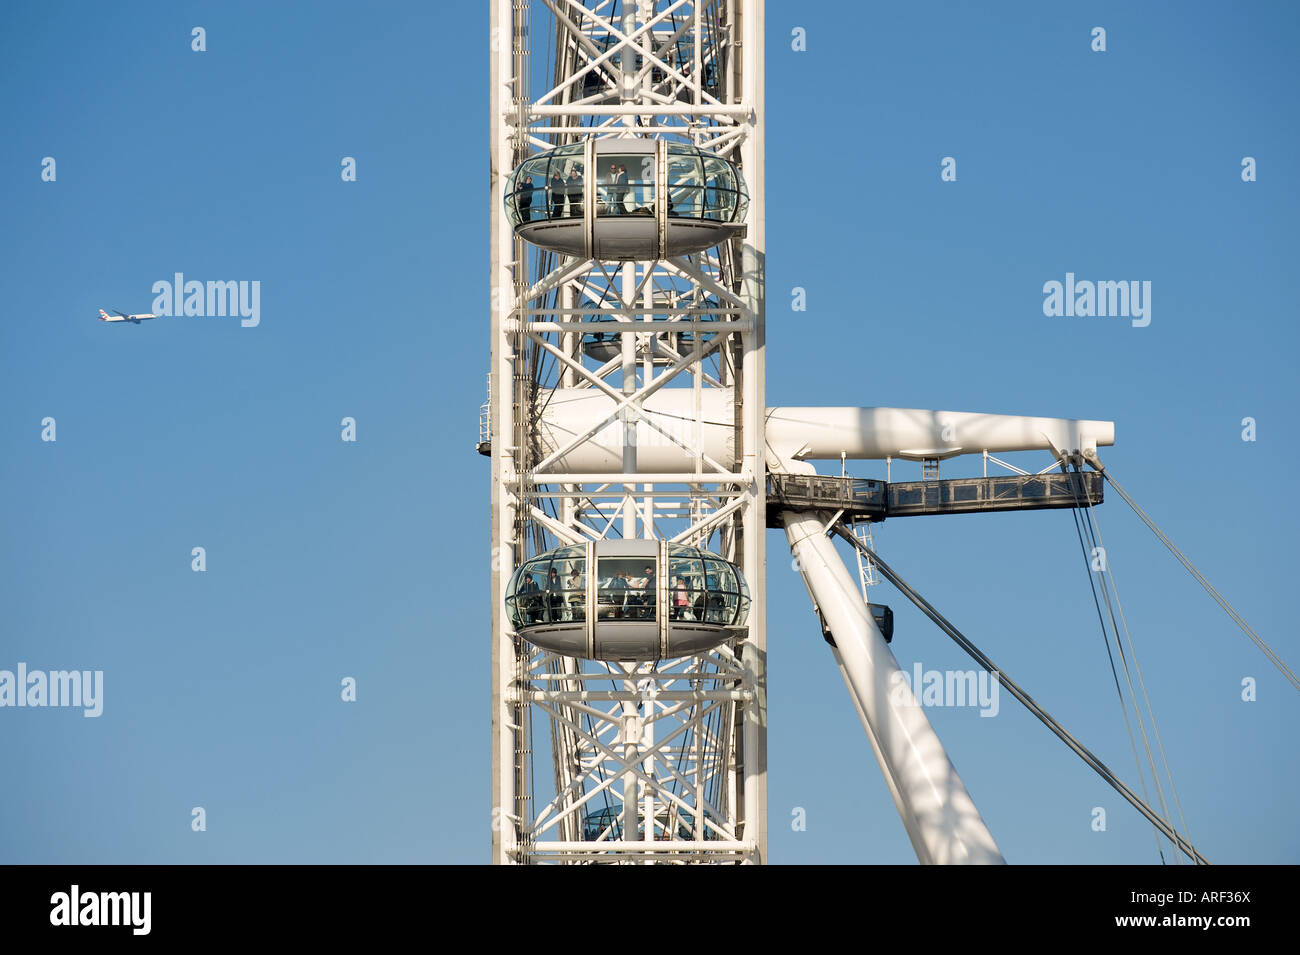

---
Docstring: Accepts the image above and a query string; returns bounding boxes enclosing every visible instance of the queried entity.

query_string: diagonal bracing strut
[830,522,1211,865]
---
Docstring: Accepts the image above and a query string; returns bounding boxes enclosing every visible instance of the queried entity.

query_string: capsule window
[666,152,704,219]
[596,154,653,217]
[543,159,585,221]
[597,557,658,620]
[668,556,705,621]
[507,563,552,626]
[701,156,738,222]
[555,557,587,622]
[508,157,550,226]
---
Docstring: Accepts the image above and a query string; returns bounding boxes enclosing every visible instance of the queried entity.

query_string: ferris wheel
[486,0,1288,864]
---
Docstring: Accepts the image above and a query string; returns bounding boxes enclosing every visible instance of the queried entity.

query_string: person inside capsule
[565,566,583,621]
[606,568,628,619]
[545,566,563,622]
[565,165,584,218]
[673,575,691,620]
[641,563,656,620]
[549,168,565,218]
[519,572,541,624]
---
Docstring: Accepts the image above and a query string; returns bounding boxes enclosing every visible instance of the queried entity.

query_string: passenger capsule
[504,540,750,661]
[504,139,748,260]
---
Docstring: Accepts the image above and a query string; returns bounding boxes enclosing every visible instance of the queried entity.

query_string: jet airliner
[98,308,156,325]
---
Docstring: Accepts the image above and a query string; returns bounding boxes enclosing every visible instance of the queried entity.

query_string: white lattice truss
[490,0,767,863]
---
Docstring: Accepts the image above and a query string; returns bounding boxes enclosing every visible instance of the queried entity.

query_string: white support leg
[783,509,1005,865]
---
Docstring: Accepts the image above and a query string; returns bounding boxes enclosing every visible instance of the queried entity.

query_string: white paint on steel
[491,0,767,864]
[535,389,1113,473]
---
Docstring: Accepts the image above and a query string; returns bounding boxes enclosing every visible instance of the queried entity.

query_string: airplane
[98,308,157,325]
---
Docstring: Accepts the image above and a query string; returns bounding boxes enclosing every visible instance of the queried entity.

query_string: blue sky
[1,1,1296,864]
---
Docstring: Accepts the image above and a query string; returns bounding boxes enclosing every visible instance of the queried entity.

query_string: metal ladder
[851,520,877,600]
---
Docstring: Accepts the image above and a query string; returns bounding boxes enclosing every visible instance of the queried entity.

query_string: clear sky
[1,0,1296,864]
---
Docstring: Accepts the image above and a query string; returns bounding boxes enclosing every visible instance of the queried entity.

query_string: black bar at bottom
[0,863,1288,941]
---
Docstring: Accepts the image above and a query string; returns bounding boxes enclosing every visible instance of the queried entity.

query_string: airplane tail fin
[99,309,111,321]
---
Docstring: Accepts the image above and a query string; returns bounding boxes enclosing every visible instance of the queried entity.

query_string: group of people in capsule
[517,162,646,221]
[515,562,729,625]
